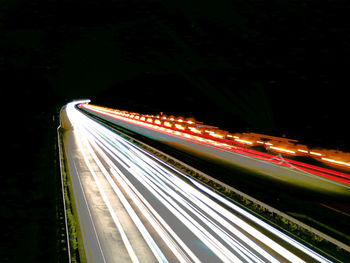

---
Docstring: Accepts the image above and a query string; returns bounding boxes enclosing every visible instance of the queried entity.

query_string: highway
[79,104,350,196]
[61,101,334,262]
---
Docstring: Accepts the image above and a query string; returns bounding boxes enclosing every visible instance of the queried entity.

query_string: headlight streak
[80,118,206,263]
[78,112,296,262]
[68,102,333,263]
[104,138,302,263]
[67,103,140,263]
[78,131,168,263]
[76,112,258,261]
[85,132,196,263]
[108,168,197,263]
[87,138,258,262]
[69,104,199,263]
[96,140,272,263]
[116,134,333,263]
[118,168,243,263]
[190,181,332,263]
[83,126,243,263]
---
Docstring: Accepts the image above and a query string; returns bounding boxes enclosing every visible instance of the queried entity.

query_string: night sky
[2,0,350,261]
[3,0,350,149]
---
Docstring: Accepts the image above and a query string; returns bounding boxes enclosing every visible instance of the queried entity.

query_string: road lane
[61,111,107,263]
[63,101,333,263]
[62,103,164,263]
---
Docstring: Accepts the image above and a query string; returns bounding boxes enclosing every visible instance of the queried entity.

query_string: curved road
[59,101,336,262]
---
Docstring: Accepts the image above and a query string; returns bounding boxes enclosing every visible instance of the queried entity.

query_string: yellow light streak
[210,133,224,139]
[235,138,253,145]
[188,127,201,134]
[175,124,185,130]
[310,151,322,156]
[269,146,295,154]
[321,158,350,167]
[297,149,308,153]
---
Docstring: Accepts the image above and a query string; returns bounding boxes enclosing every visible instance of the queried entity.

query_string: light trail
[65,101,334,263]
[78,116,246,262]
[322,157,350,167]
[268,146,296,154]
[67,103,143,263]
[80,104,350,185]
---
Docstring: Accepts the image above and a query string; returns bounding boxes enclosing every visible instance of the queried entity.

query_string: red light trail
[80,104,350,186]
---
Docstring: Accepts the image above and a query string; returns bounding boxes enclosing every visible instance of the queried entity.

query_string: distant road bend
[62,101,332,263]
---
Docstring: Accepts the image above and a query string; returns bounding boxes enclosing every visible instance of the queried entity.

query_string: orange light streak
[321,158,350,167]
[310,151,322,156]
[235,138,253,145]
[297,149,308,153]
[188,127,201,134]
[269,146,295,154]
[164,122,171,127]
[209,133,224,139]
[175,124,185,130]
[82,104,350,174]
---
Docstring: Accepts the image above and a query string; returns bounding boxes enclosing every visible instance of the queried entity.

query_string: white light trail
[65,101,333,263]
[67,103,140,263]
[115,133,333,263]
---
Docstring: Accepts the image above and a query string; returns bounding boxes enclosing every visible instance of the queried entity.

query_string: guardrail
[57,119,72,262]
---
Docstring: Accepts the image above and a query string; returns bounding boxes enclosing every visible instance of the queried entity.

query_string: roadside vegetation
[58,128,86,263]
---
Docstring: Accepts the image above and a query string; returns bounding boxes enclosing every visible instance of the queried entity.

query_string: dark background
[1,0,349,262]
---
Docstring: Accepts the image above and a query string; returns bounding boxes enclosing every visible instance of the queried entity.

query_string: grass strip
[58,127,87,263]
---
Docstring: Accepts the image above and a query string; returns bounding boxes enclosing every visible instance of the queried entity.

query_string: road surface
[60,101,334,262]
